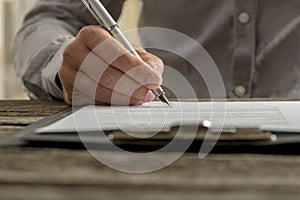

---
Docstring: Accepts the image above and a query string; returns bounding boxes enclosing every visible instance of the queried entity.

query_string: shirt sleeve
[13,0,124,100]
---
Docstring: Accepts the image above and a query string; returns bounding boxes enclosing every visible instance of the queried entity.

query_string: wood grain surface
[0,100,300,200]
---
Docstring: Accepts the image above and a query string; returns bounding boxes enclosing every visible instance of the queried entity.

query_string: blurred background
[0,0,142,99]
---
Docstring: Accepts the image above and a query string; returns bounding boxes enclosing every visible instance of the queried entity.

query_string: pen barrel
[89,0,116,30]
[110,27,142,60]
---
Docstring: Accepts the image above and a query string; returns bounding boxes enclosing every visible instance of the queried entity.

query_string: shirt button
[234,85,247,97]
[238,12,250,24]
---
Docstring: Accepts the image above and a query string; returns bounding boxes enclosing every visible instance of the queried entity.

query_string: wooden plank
[0,100,65,107]
[0,148,300,189]
[0,100,68,118]
[0,184,299,200]
[0,100,67,124]
[0,100,67,139]
[0,126,23,139]
[0,116,44,125]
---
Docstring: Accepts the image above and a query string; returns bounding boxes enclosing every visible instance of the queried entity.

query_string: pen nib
[158,94,171,106]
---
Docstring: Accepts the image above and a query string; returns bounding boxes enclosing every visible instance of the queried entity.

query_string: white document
[38,101,300,133]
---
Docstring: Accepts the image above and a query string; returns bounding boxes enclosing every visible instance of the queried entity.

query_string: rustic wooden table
[1,100,300,200]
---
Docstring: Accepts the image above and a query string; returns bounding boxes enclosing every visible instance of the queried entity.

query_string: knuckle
[78,26,96,39]
[78,26,110,44]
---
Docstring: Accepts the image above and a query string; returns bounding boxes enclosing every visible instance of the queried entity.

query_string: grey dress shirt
[14,0,300,100]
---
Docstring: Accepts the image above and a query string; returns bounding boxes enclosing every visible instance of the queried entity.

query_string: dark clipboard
[2,106,300,154]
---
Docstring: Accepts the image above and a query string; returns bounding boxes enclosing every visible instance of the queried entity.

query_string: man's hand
[58,26,164,105]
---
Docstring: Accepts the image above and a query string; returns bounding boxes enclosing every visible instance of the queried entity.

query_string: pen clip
[80,0,103,25]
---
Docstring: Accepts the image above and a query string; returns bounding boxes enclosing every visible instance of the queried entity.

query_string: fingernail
[145,91,156,102]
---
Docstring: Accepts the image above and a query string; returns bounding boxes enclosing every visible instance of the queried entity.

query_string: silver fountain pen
[81,0,171,106]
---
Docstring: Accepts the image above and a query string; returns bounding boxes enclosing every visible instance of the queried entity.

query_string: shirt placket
[231,0,257,98]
